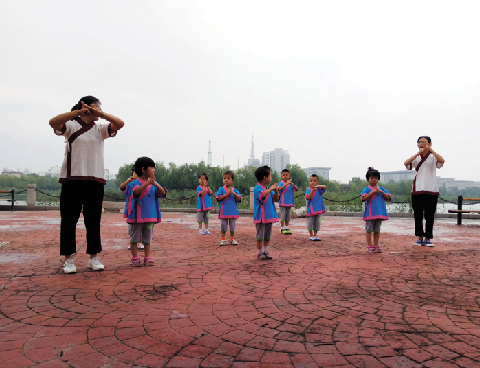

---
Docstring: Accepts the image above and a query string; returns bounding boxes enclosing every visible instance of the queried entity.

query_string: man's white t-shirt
[54,119,116,184]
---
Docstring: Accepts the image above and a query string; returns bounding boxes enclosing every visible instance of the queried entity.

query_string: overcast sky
[1,1,479,183]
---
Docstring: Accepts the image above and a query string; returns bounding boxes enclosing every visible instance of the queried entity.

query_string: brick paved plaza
[1,211,480,368]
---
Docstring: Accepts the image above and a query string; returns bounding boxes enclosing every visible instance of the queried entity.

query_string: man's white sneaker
[63,259,76,274]
[87,257,104,271]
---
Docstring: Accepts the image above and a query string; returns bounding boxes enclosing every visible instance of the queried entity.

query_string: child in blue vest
[361,167,391,253]
[305,174,327,241]
[278,168,298,235]
[254,165,279,259]
[120,166,142,250]
[216,170,242,245]
[197,172,214,235]
[124,157,167,266]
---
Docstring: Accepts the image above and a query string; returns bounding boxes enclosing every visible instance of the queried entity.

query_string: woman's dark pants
[60,181,104,256]
[412,194,438,239]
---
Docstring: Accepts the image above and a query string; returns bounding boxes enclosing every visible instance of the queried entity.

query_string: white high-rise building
[261,148,290,174]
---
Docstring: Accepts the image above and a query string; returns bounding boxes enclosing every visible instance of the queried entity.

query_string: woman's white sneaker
[88,257,104,271]
[63,259,76,274]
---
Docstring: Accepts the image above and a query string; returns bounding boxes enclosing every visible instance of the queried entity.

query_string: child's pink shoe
[144,257,154,266]
[131,257,142,267]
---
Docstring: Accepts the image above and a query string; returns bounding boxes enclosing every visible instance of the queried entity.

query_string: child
[216,170,242,245]
[120,166,143,250]
[361,167,391,253]
[278,169,298,235]
[254,166,279,259]
[124,156,166,266]
[305,174,327,241]
[197,173,214,235]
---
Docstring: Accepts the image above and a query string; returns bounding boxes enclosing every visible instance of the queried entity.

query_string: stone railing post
[27,184,36,207]
[250,187,254,210]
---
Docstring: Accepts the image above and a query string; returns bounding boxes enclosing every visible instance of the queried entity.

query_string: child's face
[309,176,319,187]
[199,176,206,185]
[281,172,290,181]
[368,176,379,186]
[223,174,233,186]
[264,172,272,185]
[144,166,155,179]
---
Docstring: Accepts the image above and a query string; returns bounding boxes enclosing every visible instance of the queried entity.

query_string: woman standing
[404,136,445,247]
[49,96,124,273]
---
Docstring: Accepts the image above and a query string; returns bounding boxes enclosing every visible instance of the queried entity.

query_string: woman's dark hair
[71,96,100,112]
[366,167,380,180]
[223,170,234,180]
[198,173,208,180]
[255,166,271,181]
[70,96,100,121]
[417,136,431,143]
[134,156,155,176]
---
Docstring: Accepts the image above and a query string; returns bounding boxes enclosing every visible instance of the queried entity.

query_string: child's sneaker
[220,240,227,246]
[204,230,211,235]
[264,251,272,259]
[63,259,76,274]
[144,257,154,266]
[314,237,321,241]
[230,239,238,245]
[257,252,266,260]
[309,237,315,241]
[414,239,424,246]
[128,245,131,250]
[374,246,382,253]
[281,229,288,235]
[137,244,145,249]
[425,240,434,247]
[131,257,142,267]
[87,257,104,271]
[285,229,292,235]
[199,229,204,235]
[367,246,376,253]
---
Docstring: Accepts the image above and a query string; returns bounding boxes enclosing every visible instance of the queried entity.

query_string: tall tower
[250,134,255,159]
[248,134,261,168]
[208,141,212,166]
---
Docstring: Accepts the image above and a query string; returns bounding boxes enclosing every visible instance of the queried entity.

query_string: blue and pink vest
[278,181,297,207]
[253,183,279,224]
[216,186,241,219]
[361,185,390,221]
[124,178,166,223]
[197,186,214,211]
[305,187,326,216]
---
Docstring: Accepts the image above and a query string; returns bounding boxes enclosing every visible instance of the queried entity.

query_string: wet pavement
[1,211,480,367]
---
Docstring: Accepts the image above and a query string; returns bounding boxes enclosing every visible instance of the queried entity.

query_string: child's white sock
[263,246,269,252]
[257,249,263,255]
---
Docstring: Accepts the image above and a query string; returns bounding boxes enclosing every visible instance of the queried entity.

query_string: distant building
[381,170,415,183]
[303,167,331,180]
[261,148,290,174]
[48,166,61,178]
[437,177,476,190]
